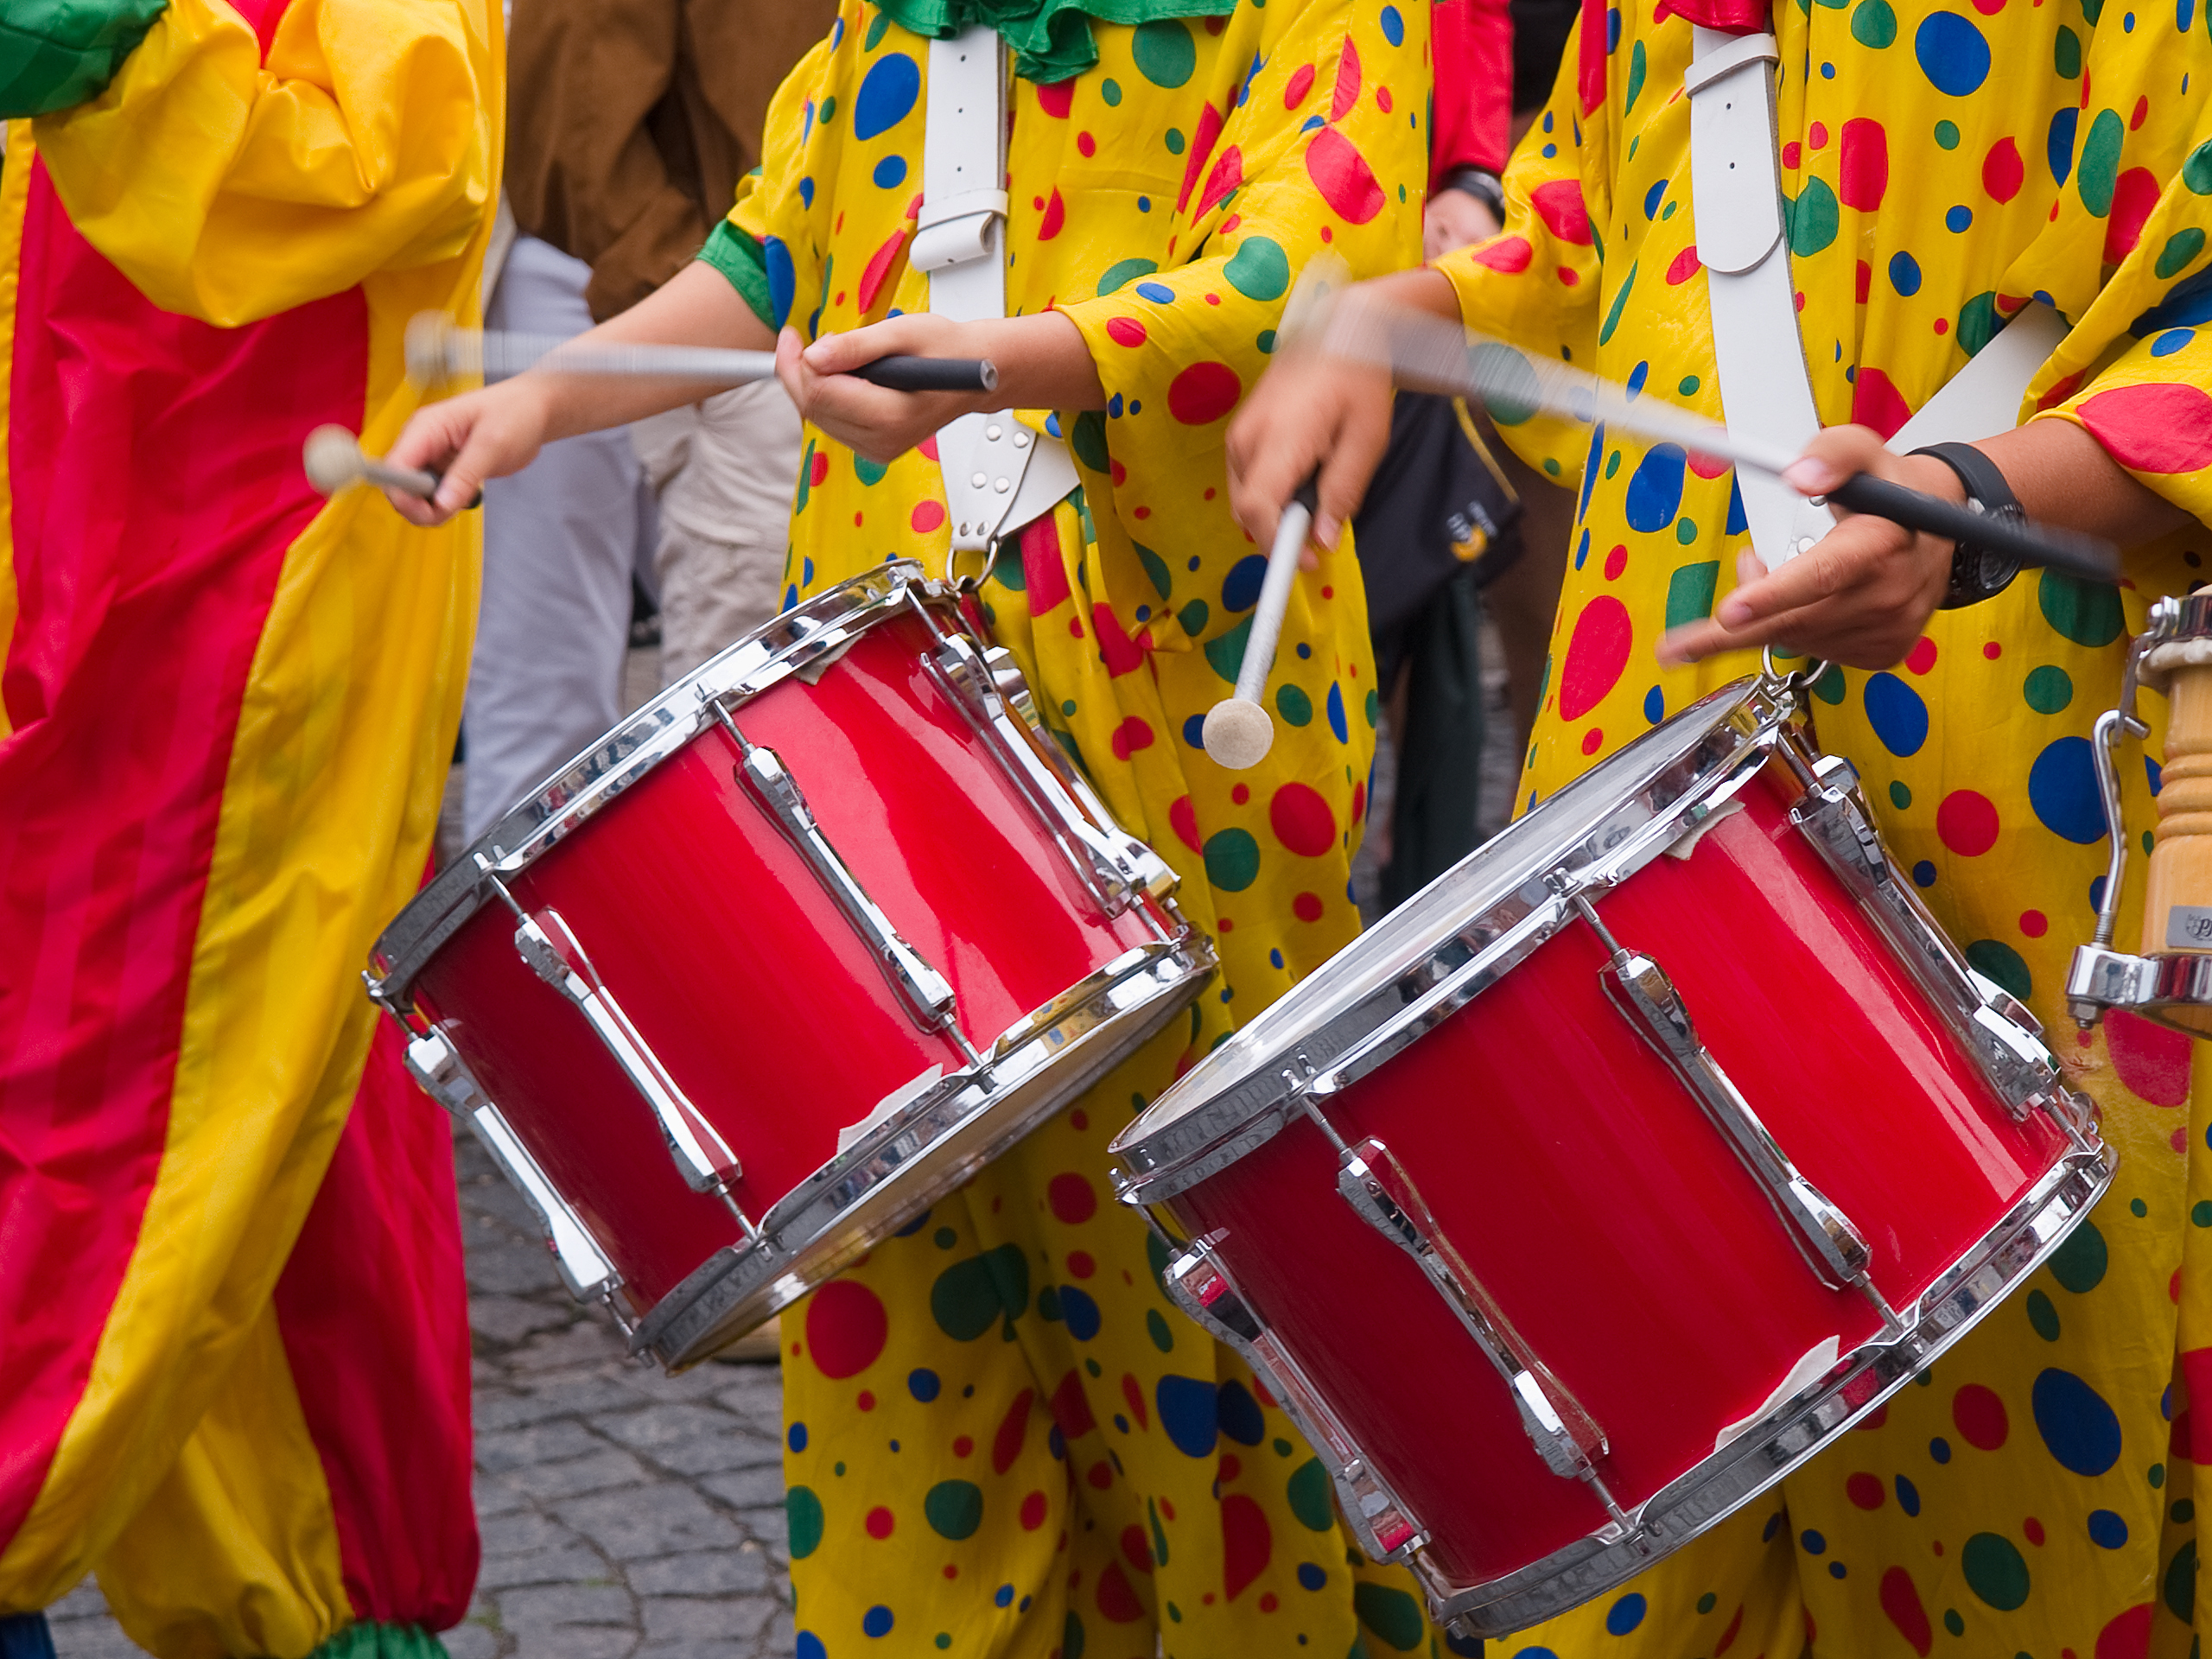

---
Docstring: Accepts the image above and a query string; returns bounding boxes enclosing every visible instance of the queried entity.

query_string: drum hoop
[1109,676,1800,1201]
[368,560,945,1005]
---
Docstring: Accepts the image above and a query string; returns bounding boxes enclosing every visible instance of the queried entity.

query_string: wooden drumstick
[1203,481,1318,771]
[302,424,440,499]
[2139,645,2212,1033]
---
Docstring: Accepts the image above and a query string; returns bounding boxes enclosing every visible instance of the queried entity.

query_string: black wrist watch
[1908,441,2024,609]
[1437,164,1506,223]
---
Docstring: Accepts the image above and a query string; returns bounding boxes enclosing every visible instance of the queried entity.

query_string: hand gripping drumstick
[302,424,441,499]
[404,313,999,394]
[1327,295,2120,584]
[1203,480,1319,771]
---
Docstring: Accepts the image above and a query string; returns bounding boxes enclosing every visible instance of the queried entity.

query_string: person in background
[505,0,836,693]
[0,0,493,1652]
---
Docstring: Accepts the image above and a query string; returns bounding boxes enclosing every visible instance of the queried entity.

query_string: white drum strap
[921,28,1080,555]
[1684,28,2064,567]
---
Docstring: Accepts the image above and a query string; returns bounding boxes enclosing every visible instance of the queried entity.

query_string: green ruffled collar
[874,0,1236,82]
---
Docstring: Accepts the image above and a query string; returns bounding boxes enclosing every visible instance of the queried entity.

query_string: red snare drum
[1109,677,2107,1637]
[372,564,1211,1370]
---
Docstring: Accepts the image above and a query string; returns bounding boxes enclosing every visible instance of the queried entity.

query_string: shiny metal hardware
[480,861,753,1232]
[398,1023,624,1305]
[1787,751,2068,1125]
[1161,1230,1430,1561]
[1572,895,1872,1295]
[1298,1097,1618,1510]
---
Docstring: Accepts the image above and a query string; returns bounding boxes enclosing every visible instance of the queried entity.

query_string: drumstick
[404,314,998,394]
[302,424,440,499]
[1331,296,2120,584]
[1203,480,1318,771]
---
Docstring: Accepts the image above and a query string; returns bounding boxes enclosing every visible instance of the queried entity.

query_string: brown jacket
[506,0,837,321]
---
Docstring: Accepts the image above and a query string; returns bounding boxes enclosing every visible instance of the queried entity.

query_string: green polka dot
[853,454,888,486]
[1471,342,1541,425]
[2038,571,2125,647]
[1542,457,1562,476]
[1065,1613,1086,1659]
[2049,1217,2108,1293]
[2185,138,2212,196]
[2025,1287,2060,1339]
[1275,684,1314,726]
[1943,1610,1967,1637]
[1675,517,1700,544]
[1287,1459,1337,1530]
[1096,257,1160,297]
[1965,939,2031,1001]
[1851,0,1897,44]
[1179,599,1210,637]
[1204,828,1261,893]
[1069,409,1110,471]
[863,10,892,46]
[1101,77,1122,105]
[2053,23,2082,74]
[1257,328,1278,353]
[935,1637,951,1651]
[1787,177,1840,256]
[1664,561,1720,628]
[1958,291,2003,356]
[1962,1534,2030,1611]
[2153,1463,2169,1489]
[1132,17,1196,86]
[1624,38,1649,111]
[990,544,1026,589]
[785,1485,824,1558]
[2078,109,2126,216]
[1890,779,1912,810]
[925,1479,984,1540]
[930,1243,1030,1341]
[1934,119,1960,149]
[1137,543,1173,599]
[1677,375,1701,396]
[2024,664,2074,713]
[1149,1499,1172,1569]
[1146,1230,1172,1285]
[1224,236,1292,302]
[1364,688,1381,728]
[1061,699,1078,718]
[1599,261,1639,346]
[1147,1308,1175,1351]
[1274,1438,1294,1457]
[2193,1201,2212,1227]
[933,1225,958,1249]
[2133,1196,2150,1217]
[1605,449,1623,479]
[1205,616,1253,682]
[2158,227,2207,279]
[817,94,837,125]
[1698,1592,1719,1614]
[1810,664,1846,705]
[1164,127,1185,154]
[2177,1499,2197,1523]
[1352,1585,1426,1652]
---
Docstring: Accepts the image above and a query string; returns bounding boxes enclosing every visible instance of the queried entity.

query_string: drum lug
[1160,1232,1430,1561]
[397,1023,626,1305]
[1573,896,1877,1295]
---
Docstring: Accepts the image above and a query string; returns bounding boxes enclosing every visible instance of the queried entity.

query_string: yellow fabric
[0,127,22,748]
[725,3,1453,1653]
[1432,1,2212,1653]
[0,1,494,1636]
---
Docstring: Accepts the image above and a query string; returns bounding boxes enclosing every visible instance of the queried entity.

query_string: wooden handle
[2143,664,2212,989]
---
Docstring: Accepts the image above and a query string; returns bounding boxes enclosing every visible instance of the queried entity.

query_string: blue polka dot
[1915,11,1991,94]
[2154,327,2196,356]
[1157,1376,1220,1458]
[801,556,815,585]
[2088,1509,2130,1548]
[1946,204,1974,232]
[1219,1380,1267,1446]
[1763,1511,1783,1541]
[852,53,921,139]
[1326,683,1349,742]
[863,1606,894,1638]
[1625,359,1649,397]
[1821,59,1836,75]
[798,177,816,208]
[1183,714,1207,747]
[993,1585,1014,1608]
[1574,529,1592,570]
[2029,736,2108,844]
[2032,1367,2123,1475]
[798,1634,827,1659]
[1135,281,1177,303]
[1913,859,1938,887]
[1930,1436,1953,1463]
[1864,671,1930,757]
[1890,251,1923,295]
[1896,1474,1922,1515]
[908,1369,940,1402]
[2048,107,2080,186]
[790,1422,809,1452]
[1380,3,1405,43]
[1297,1563,1327,1591]
[1802,1529,1827,1554]
[1828,1561,1848,1579]
[1058,1287,1102,1341]
[764,237,796,329]
[1624,444,1688,532]
[1643,179,1667,219]
[1643,685,1665,723]
[1222,555,1268,612]
[1726,479,1748,535]
[873,155,908,189]
[1605,1593,1647,1636]
[1269,948,1284,969]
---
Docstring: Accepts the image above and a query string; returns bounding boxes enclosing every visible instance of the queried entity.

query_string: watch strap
[1910,441,2024,609]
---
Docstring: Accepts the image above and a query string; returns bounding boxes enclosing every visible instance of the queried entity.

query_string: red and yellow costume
[0,1,497,1651]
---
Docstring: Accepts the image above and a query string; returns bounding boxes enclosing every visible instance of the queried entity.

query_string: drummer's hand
[1225,334,1393,567]
[785,315,988,462]
[1658,425,1961,671]
[384,379,552,525]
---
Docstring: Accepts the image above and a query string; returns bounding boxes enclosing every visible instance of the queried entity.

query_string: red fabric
[0,160,365,1554]
[273,1020,479,1628]
[1430,0,1514,180]
[1577,0,1770,112]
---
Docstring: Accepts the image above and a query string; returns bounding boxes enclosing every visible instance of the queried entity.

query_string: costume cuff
[0,0,168,117]
[698,219,775,331]
[306,1620,452,1659]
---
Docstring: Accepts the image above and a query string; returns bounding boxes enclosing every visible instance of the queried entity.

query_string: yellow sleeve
[31,0,495,326]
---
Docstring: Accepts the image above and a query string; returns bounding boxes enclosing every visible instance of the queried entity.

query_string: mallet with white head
[302,424,442,499]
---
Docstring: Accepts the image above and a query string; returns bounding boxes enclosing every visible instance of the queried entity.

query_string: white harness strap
[922,28,1080,554]
[1683,25,2064,566]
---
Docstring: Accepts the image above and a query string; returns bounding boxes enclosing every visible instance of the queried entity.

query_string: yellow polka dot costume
[696,4,1467,1654]
[1429,0,2212,1649]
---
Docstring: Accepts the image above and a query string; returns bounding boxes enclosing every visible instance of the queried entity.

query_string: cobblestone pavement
[48,1124,797,1659]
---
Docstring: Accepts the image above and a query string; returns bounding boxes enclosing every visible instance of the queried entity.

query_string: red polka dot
[1603,543,1628,580]
[1219,1453,1242,1483]
[1077,130,1096,158]
[1096,1560,1144,1619]
[1529,178,1594,245]
[1122,1372,1149,1431]
[1846,1472,1886,1510]
[1983,639,2003,658]
[1304,126,1384,224]
[1581,727,1604,755]
[2078,383,2212,475]
[1087,1460,1115,1491]
[1230,783,1250,805]
[1109,716,1155,760]
[1905,636,1938,675]
[1688,448,1732,479]
[1048,1172,1098,1224]
[1169,795,1202,854]
[1070,1108,1088,1131]
[1982,137,2024,204]
[1557,594,1633,721]
[2020,910,2048,938]
[1269,783,1337,856]
[857,1389,875,1409]
[1261,1592,1280,1613]
[1880,1567,1932,1656]
[2024,1516,2046,1546]
[1936,791,1999,857]
[858,230,907,312]
[994,1388,1033,1475]
[953,1435,974,1458]
[1283,61,1316,107]
[2095,1603,2153,1659]
[1121,1524,1155,1573]
[1472,235,1533,273]
[1167,362,1243,425]
[1782,140,1802,170]
[1067,1249,1095,1279]
[1036,79,1074,118]
[1951,1382,2009,1450]
[1198,147,1244,218]
[1292,891,1326,922]
[943,1563,958,1578]
[910,499,946,534]
[1850,368,1915,441]
[2106,1009,2193,1105]
[1020,1491,1049,1530]
[1856,1404,1890,1432]
[1857,259,1873,304]
[1222,1492,1274,1601]
[867,1506,895,1539]
[1106,315,1146,348]
[2106,167,2162,264]
[809,450,830,486]
[1840,118,1889,210]
[806,1280,888,1378]
[1666,245,1704,284]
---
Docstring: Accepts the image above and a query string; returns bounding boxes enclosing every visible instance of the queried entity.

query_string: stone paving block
[499,1582,635,1631]
[476,1416,611,1474]
[594,1405,783,1474]
[639,1596,763,1642]
[471,1294,574,1345]
[505,1447,657,1502]
[507,1628,637,1659]
[474,1472,532,1517]
[508,1324,635,1375]
[627,1549,774,1597]
[753,1605,797,1656]
[479,1544,613,1592]
[441,1620,501,1659]
[556,1483,748,1560]
[467,1236,570,1296]
[699,1465,786,1512]
[479,1507,579,1556]
[729,1508,792,1562]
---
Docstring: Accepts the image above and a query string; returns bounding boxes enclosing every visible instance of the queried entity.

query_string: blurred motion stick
[302,424,439,499]
[1202,483,1315,771]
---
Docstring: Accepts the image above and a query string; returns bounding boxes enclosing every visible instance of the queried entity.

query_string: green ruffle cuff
[1,0,168,118]
[307,1621,454,1659]
[874,0,1236,82]
[698,218,778,331]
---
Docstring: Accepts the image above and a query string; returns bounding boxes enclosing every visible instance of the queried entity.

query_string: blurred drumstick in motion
[1204,480,1316,771]
[1328,295,2119,583]
[303,424,441,499]
[404,314,998,395]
